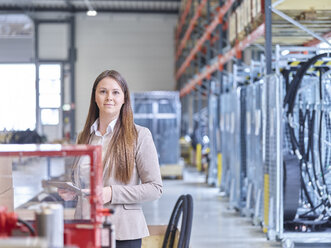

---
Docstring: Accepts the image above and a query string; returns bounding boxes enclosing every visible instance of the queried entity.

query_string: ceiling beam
[0,6,179,14]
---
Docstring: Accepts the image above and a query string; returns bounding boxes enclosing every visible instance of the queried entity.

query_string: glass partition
[0,155,93,221]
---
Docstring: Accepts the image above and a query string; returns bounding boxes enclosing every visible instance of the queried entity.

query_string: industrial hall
[0,0,331,247]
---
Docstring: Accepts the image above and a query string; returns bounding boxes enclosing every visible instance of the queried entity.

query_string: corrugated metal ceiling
[0,0,180,14]
[0,0,180,37]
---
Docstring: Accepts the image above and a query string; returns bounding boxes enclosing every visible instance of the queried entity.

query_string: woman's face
[95,77,125,119]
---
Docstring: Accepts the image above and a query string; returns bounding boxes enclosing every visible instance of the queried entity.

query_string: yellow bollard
[196,143,202,171]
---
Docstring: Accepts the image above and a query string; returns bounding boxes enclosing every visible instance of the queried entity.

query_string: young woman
[59,70,163,248]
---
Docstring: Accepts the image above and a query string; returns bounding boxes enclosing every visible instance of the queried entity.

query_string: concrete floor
[9,158,330,247]
[142,168,281,248]
[10,159,281,247]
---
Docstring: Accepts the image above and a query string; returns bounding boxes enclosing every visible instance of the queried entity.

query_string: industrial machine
[270,47,331,246]
[0,144,114,248]
[218,46,331,246]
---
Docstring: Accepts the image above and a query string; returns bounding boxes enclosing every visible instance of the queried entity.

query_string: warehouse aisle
[142,168,281,248]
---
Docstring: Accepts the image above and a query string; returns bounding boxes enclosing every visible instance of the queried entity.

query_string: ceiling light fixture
[86,10,97,16]
[84,0,97,16]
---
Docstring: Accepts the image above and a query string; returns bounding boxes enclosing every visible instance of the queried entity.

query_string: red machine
[0,144,111,248]
[0,206,20,237]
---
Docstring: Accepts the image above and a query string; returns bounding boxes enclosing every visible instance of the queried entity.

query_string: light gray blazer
[74,124,163,240]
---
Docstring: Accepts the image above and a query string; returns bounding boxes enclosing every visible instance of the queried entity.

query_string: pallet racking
[175,0,331,246]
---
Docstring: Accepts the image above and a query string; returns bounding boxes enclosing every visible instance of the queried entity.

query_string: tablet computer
[43,181,90,196]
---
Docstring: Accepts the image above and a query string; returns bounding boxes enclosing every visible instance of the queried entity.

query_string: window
[39,64,61,125]
[0,64,36,130]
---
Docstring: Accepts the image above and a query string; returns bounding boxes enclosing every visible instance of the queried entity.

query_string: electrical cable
[183,194,193,248]
[299,201,324,218]
[299,108,304,154]
[163,195,185,248]
[288,123,300,154]
[303,110,310,162]
[284,53,329,113]
[318,110,328,194]
[178,197,188,248]
[17,218,35,236]
[298,108,316,210]
[298,108,304,206]
[318,68,329,196]
[283,53,331,221]
[169,205,182,247]
[300,170,316,212]
[284,53,329,161]
[308,109,323,198]
[305,100,329,217]
[162,194,193,248]
[299,107,323,213]
[281,69,290,93]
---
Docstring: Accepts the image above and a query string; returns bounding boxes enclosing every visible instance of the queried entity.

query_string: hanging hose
[284,53,329,113]
[283,52,331,221]
[299,202,324,218]
[284,53,329,157]
[318,68,329,197]
[162,195,185,248]
[308,109,323,198]
[162,194,193,248]
[298,108,316,210]
[183,194,193,248]
[281,69,291,94]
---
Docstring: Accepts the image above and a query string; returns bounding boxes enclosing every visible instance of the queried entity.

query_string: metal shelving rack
[175,0,331,246]
[175,0,268,187]
[176,0,331,147]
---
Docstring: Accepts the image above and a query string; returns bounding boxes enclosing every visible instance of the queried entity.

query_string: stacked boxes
[229,0,263,44]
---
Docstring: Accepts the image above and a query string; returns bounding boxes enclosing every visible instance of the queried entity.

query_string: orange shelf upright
[176,0,193,44]
[176,0,235,80]
[179,23,265,97]
[175,0,208,61]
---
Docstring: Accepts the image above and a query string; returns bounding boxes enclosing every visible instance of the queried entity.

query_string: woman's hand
[58,188,76,201]
[58,187,111,203]
[103,186,112,204]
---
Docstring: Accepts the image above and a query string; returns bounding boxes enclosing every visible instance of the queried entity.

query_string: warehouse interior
[0,0,331,247]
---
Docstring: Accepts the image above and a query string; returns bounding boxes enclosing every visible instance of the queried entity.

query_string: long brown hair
[77,70,138,183]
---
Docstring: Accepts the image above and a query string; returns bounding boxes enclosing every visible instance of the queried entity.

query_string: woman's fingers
[58,188,76,201]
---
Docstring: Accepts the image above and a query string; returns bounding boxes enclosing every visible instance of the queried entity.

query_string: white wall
[0,13,177,135]
[75,13,177,131]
